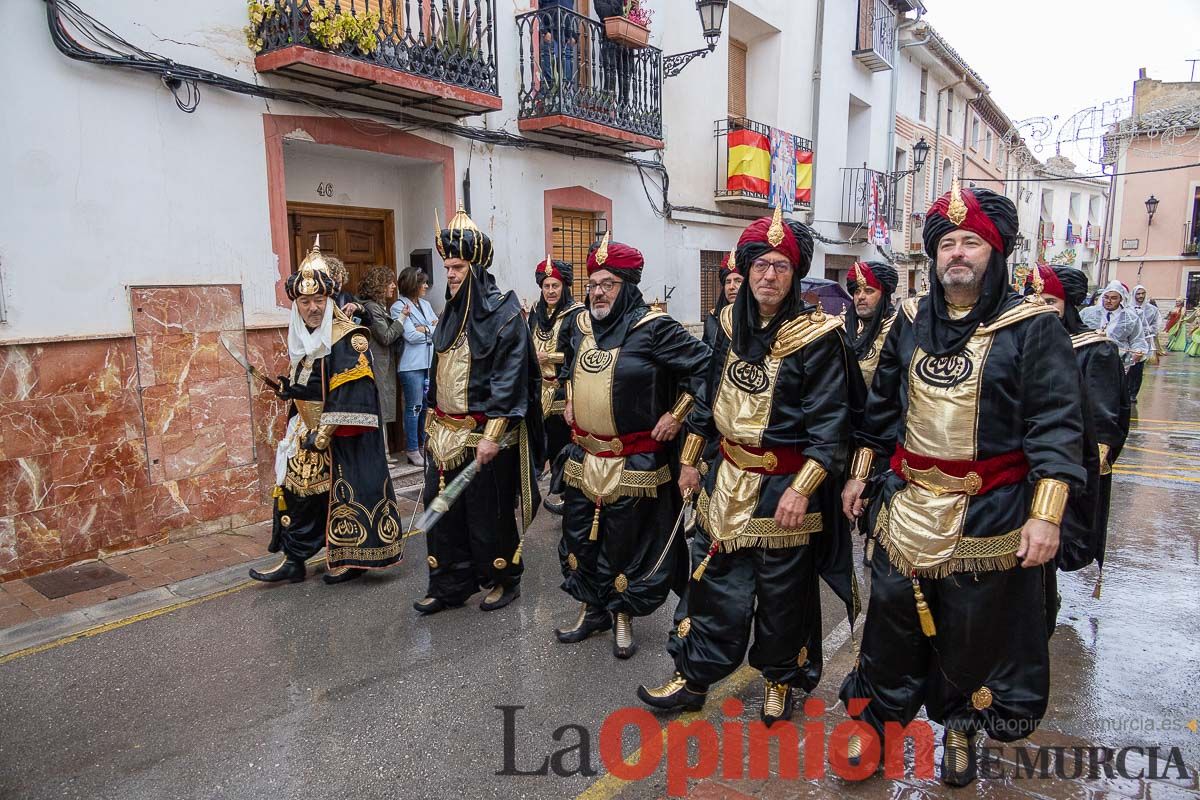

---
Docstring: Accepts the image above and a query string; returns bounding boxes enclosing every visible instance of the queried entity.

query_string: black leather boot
[322,566,365,585]
[555,602,612,643]
[413,595,465,615]
[479,583,521,611]
[637,673,707,712]
[249,556,305,583]
[941,728,977,787]
[612,612,637,659]
[761,680,794,726]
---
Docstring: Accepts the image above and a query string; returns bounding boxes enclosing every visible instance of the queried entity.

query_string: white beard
[590,305,611,321]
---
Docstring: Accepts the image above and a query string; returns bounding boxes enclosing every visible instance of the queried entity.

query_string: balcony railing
[1185,222,1200,256]
[253,0,501,116]
[516,7,663,151]
[714,117,813,209]
[840,166,897,228]
[853,0,896,72]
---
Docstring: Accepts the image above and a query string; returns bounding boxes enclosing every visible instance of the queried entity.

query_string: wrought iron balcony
[714,117,813,209]
[252,0,501,117]
[840,166,897,228]
[1184,222,1199,256]
[516,7,663,152]
[853,0,896,72]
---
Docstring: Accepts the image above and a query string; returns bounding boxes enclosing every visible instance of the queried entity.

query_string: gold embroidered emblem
[948,176,968,226]
[761,452,779,472]
[427,555,438,569]
[614,573,628,593]
[972,686,994,710]
[280,515,292,527]
[962,472,983,496]
[767,203,786,247]
[351,333,369,353]
[493,558,508,570]
[797,646,809,666]
[567,553,578,571]
[677,617,692,638]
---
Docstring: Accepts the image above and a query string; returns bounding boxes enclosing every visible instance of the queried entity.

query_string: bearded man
[839,182,1086,786]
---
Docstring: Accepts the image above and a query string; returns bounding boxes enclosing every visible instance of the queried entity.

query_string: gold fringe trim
[329,353,374,391]
[562,458,670,504]
[874,503,1021,578]
[695,490,822,551]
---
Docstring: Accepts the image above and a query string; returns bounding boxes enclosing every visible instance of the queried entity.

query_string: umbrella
[800,277,853,317]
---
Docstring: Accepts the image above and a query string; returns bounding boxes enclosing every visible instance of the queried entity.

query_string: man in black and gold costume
[250,242,404,585]
[839,183,1086,786]
[702,249,743,349]
[846,261,898,389]
[414,206,544,615]
[555,234,710,658]
[637,208,859,724]
[530,256,586,516]
[1032,265,1129,593]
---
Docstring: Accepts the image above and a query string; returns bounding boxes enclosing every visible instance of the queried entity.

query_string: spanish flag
[795,147,813,205]
[727,127,771,197]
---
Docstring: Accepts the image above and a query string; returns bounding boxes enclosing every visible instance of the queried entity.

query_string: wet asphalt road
[1,357,1198,799]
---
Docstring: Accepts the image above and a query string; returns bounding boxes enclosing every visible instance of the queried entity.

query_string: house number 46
[317,182,334,197]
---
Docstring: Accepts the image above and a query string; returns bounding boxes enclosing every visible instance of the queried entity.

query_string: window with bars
[700,250,727,317]
[551,208,608,300]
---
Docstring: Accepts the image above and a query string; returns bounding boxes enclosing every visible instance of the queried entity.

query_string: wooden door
[288,202,396,296]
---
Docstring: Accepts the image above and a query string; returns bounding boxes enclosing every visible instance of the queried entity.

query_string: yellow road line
[1,529,430,667]
[1112,469,1200,483]
[1122,444,1200,460]
[575,619,854,800]
[1119,463,1200,472]
[0,582,254,667]
[574,664,759,800]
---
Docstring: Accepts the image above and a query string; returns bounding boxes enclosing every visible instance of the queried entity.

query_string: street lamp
[1145,195,1159,225]
[664,0,729,78]
[912,137,930,175]
[889,138,930,182]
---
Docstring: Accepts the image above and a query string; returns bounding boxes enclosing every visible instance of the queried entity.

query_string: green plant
[243,0,278,53]
[309,4,380,55]
[437,2,480,58]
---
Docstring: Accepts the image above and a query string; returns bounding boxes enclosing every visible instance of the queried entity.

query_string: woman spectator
[390,267,437,467]
[358,266,407,463]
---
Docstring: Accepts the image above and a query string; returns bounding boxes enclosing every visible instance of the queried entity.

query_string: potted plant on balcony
[602,0,652,49]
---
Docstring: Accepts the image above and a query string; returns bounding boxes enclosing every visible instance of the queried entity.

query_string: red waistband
[720,439,808,476]
[890,445,1029,495]
[572,425,663,458]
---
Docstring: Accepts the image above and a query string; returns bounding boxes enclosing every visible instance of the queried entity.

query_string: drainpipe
[807,0,826,229]
[886,12,929,175]
[930,75,968,202]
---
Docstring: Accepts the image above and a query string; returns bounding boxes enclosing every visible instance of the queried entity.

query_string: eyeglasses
[749,259,794,276]
[586,279,623,295]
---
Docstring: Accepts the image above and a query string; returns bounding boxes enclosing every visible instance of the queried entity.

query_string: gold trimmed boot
[480,582,521,611]
[941,728,977,787]
[637,672,707,712]
[761,680,794,726]
[555,602,612,643]
[249,556,305,583]
[612,612,637,659]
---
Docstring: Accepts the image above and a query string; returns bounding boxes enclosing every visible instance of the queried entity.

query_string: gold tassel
[273,486,287,511]
[692,542,720,582]
[589,501,601,541]
[1092,567,1103,599]
[912,578,936,637]
[512,540,524,566]
[439,468,446,494]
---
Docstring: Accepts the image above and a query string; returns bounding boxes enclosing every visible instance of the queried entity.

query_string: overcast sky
[920,0,1200,166]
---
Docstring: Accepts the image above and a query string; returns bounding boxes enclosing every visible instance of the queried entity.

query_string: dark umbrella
[800,277,853,316]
